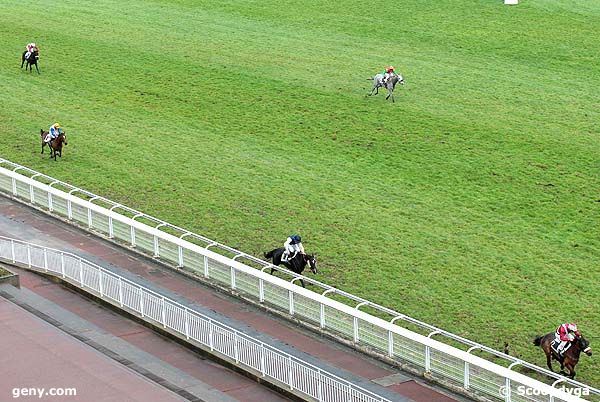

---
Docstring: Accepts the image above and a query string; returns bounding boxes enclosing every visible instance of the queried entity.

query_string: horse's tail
[264,249,275,259]
[533,335,543,346]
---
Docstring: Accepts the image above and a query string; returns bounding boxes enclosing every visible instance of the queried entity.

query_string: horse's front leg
[34,63,40,74]
[41,143,45,154]
[299,279,306,288]
[546,354,553,371]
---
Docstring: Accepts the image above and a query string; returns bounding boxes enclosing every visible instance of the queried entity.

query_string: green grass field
[1,0,599,387]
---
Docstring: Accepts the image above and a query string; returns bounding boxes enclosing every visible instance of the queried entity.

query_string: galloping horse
[40,129,68,161]
[368,73,405,102]
[264,248,318,288]
[533,332,592,379]
[21,49,40,74]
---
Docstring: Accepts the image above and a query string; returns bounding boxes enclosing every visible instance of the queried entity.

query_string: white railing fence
[0,160,595,402]
[0,235,390,402]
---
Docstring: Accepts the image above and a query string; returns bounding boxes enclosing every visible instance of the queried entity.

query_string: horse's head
[304,254,318,274]
[59,132,67,145]
[579,336,592,356]
[396,74,405,85]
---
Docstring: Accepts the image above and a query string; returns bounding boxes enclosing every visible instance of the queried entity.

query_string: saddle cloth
[551,338,572,355]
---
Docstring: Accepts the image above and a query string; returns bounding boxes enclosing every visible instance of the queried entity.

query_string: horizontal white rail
[0,160,595,402]
[0,235,389,402]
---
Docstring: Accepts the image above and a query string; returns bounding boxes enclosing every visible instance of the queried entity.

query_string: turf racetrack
[1,0,599,387]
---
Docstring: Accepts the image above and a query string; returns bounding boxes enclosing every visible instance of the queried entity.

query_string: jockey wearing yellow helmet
[44,123,62,144]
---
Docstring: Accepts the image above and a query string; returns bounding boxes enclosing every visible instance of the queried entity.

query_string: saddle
[551,339,572,356]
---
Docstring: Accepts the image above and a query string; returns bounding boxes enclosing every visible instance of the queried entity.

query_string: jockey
[555,323,579,355]
[25,42,37,59]
[282,234,304,262]
[382,65,396,84]
[44,123,61,144]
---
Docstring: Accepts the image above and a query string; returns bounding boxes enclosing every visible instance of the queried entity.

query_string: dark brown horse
[40,129,68,161]
[533,332,592,379]
[21,49,40,74]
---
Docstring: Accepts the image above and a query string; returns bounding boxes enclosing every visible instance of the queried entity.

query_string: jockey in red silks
[555,323,579,355]
[382,65,396,84]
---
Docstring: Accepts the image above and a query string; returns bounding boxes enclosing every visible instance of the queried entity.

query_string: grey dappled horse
[368,73,405,102]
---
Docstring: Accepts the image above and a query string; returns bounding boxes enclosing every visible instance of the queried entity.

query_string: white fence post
[289,290,294,315]
[203,255,209,278]
[26,244,31,268]
[108,216,114,238]
[288,356,294,390]
[139,287,145,317]
[260,343,266,377]
[98,270,104,297]
[161,296,166,328]
[79,259,84,286]
[130,226,136,247]
[153,235,159,257]
[48,192,53,211]
[67,199,72,219]
[259,278,265,303]
[231,267,236,290]
[87,208,93,228]
[118,277,123,307]
[43,249,48,272]
[178,246,183,268]
[10,239,15,263]
[60,253,65,278]
[234,332,239,364]
[184,308,190,340]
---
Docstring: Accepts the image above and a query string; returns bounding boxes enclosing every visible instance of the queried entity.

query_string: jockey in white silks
[45,123,61,144]
[282,234,304,262]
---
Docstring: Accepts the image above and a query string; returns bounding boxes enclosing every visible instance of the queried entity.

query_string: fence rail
[0,235,389,402]
[0,159,595,402]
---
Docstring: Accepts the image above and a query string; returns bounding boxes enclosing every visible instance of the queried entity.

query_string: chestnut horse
[40,129,68,161]
[533,332,592,379]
